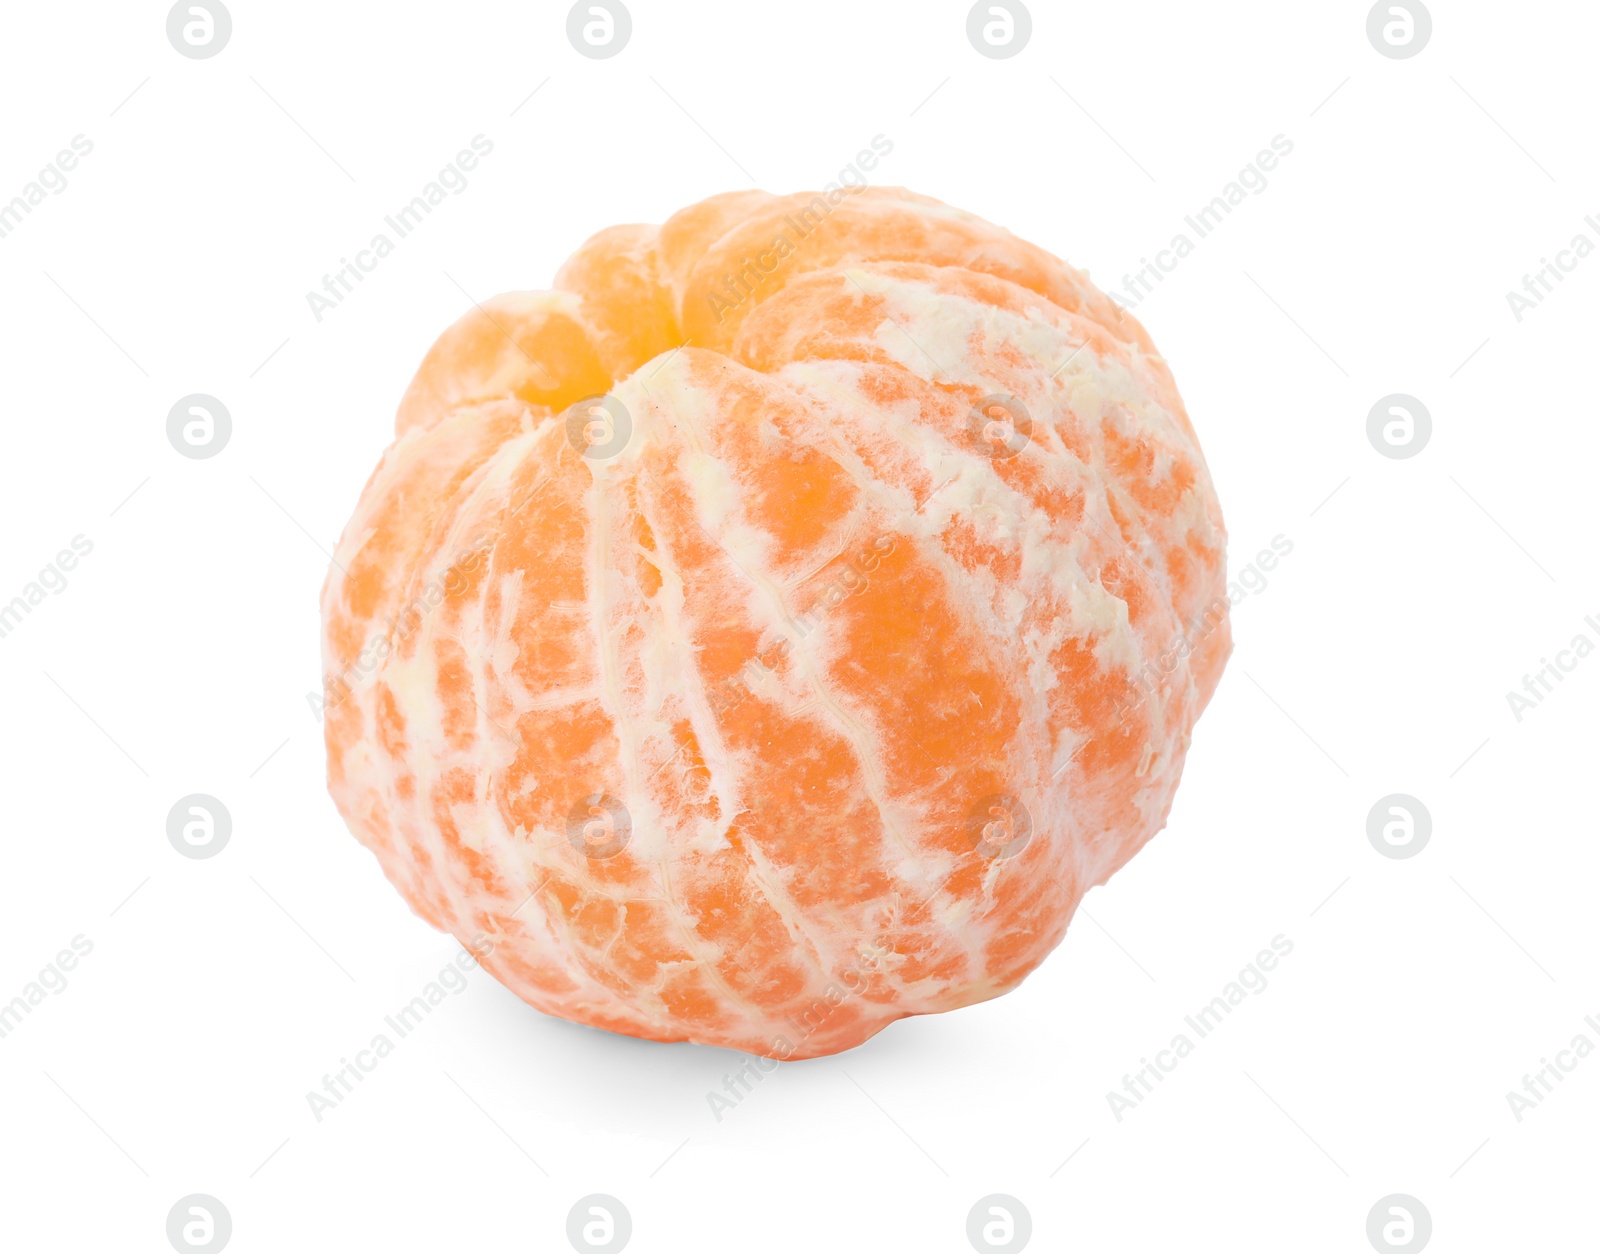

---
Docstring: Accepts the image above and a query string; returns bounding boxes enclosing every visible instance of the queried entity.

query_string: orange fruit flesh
[321,187,1229,1059]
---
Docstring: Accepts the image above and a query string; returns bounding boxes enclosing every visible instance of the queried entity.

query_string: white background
[0,1,1594,1250]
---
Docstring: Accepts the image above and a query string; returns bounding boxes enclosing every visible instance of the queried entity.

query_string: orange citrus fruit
[320,187,1230,1058]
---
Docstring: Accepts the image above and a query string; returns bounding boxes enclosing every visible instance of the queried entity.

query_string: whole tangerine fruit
[320,187,1230,1058]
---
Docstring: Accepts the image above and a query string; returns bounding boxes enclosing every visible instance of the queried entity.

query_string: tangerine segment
[321,186,1230,1059]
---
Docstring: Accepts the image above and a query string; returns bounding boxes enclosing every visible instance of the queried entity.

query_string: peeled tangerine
[320,187,1230,1060]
